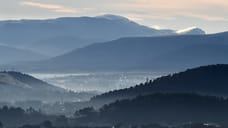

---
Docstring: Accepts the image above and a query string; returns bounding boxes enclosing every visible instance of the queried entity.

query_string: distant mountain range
[10,31,227,72]
[76,93,228,125]
[0,71,96,102]
[0,14,204,58]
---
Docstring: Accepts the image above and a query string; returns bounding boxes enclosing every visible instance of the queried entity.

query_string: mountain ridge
[0,71,96,102]
[90,64,228,104]
[0,14,205,57]
[0,45,48,64]
[75,93,228,125]
[9,31,227,72]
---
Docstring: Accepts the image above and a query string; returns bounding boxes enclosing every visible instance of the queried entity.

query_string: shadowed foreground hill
[0,106,55,127]
[75,93,228,125]
[91,64,228,103]
[0,71,96,102]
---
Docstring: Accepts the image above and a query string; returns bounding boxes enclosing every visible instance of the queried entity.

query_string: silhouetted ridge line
[75,93,228,125]
[91,64,228,103]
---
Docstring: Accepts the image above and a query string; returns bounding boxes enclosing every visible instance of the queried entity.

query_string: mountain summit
[0,15,205,57]
[95,14,130,22]
[176,27,206,35]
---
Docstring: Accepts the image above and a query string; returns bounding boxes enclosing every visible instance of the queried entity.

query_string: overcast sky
[1,0,228,33]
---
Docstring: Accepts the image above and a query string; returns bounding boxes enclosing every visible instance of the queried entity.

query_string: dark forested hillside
[75,93,228,125]
[1,94,227,127]
[91,64,228,104]
[0,106,55,127]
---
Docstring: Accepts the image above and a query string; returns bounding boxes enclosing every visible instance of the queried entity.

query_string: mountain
[0,45,48,65]
[0,71,96,102]
[90,64,228,104]
[0,14,205,57]
[12,31,228,72]
[148,43,228,70]
[75,93,228,125]
[26,36,93,56]
[95,14,132,22]
[176,27,205,35]
[0,15,175,57]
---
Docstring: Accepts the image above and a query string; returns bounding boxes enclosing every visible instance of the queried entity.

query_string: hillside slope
[0,45,47,64]
[0,71,95,102]
[75,93,228,125]
[91,64,228,103]
[12,32,228,72]
[0,15,174,56]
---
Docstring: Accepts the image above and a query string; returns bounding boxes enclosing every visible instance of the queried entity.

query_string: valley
[0,7,227,128]
[30,72,163,92]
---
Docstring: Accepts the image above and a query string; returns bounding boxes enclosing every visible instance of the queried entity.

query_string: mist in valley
[30,72,164,92]
[0,1,228,128]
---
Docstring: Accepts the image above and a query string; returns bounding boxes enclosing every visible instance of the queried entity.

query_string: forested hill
[91,64,228,103]
[75,93,228,125]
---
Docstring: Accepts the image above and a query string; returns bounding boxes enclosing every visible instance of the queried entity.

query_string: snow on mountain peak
[176,26,197,33]
[176,27,205,35]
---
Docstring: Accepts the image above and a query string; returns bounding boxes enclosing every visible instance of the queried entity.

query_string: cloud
[131,0,228,9]
[112,0,228,21]
[123,13,175,21]
[54,9,77,13]
[21,2,62,9]
[178,12,228,21]
[21,2,77,13]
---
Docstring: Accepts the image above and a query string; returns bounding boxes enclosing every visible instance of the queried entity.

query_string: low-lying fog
[30,72,165,92]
